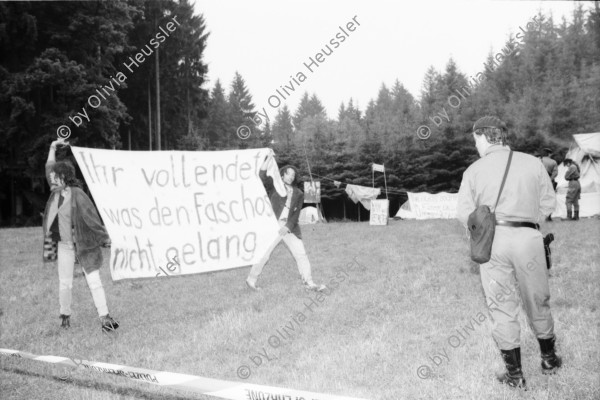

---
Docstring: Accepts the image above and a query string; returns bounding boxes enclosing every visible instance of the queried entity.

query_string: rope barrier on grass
[0,348,369,400]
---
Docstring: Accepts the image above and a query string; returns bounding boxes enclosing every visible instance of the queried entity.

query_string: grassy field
[1,218,599,400]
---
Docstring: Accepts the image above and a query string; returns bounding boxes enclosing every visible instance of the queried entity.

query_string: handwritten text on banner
[72,147,279,281]
[407,192,458,219]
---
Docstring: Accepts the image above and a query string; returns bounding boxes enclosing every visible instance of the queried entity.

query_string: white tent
[299,206,326,224]
[553,132,600,219]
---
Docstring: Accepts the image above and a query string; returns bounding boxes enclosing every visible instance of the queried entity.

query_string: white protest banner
[72,147,280,281]
[406,192,458,219]
[369,199,389,225]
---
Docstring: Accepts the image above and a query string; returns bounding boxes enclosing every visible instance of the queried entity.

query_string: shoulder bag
[467,150,513,263]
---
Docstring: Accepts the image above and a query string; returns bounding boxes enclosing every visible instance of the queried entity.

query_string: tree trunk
[155,15,161,151]
[148,81,152,150]
[187,57,192,135]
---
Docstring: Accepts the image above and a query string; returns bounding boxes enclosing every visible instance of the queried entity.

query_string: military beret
[472,116,507,131]
[543,147,553,154]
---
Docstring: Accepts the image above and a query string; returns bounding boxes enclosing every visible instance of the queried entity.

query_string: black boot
[497,348,527,389]
[101,314,119,333]
[538,336,562,374]
[60,314,70,329]
[566,209,572,220]
[574,211,579,220]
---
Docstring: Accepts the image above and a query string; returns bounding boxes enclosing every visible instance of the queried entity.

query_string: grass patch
[1,219,599,399]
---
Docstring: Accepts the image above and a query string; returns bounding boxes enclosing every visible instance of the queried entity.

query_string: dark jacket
[565,164,580,181]
[259,169,304,239]
[43,162,110,273]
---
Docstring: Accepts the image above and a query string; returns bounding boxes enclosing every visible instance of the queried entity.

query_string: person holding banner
[457,116,561,390]
[246,153,326,292]
[42,139,119,333]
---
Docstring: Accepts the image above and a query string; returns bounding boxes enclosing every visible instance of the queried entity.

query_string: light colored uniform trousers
[58,241,109,317]
[248,220,313,283]
[566,180,581,212]
[479,226,555,350]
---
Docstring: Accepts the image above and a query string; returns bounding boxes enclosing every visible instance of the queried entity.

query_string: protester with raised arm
[43,138,119,332]
[246,151,326,292]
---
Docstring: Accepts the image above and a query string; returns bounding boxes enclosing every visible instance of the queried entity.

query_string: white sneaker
[245,279,261,291]
[304,282,327,292]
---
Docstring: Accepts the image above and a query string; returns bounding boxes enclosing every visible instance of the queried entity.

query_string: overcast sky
[196,0,586,120]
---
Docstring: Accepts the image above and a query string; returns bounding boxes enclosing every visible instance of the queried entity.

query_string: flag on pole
[372,163,385,172]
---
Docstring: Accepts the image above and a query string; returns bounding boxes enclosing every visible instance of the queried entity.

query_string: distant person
[540,148,558,190]
[539,148,558,221]
[563,158,581,220]
[457,116,561,390]
[43,138,119,332]
[246,152,326,292]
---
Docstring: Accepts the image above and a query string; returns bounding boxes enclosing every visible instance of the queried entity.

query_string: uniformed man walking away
[563,158,581,221]
[539,148,558,221]
[457,116,562,389]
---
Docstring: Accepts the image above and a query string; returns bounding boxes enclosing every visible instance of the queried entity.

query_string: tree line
[0,2,598,225]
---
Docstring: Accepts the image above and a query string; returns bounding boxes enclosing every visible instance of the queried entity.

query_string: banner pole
[384,166,388,200]
[303,143,314,184]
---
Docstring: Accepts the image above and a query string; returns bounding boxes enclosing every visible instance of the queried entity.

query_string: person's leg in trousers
[513,228,561,373]
[565,198,573,220]
[513,230,554,339]
[247,235,282,286]
[282,233,313,285]
[57,242,76,316]
[83,269,109,317]
[480,263,521,350]
[480,227,526,388]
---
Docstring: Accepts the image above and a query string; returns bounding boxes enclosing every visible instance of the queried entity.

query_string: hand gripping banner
[71,147,281,281]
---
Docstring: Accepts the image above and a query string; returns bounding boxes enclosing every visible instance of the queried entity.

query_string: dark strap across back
[494,150,513,211]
